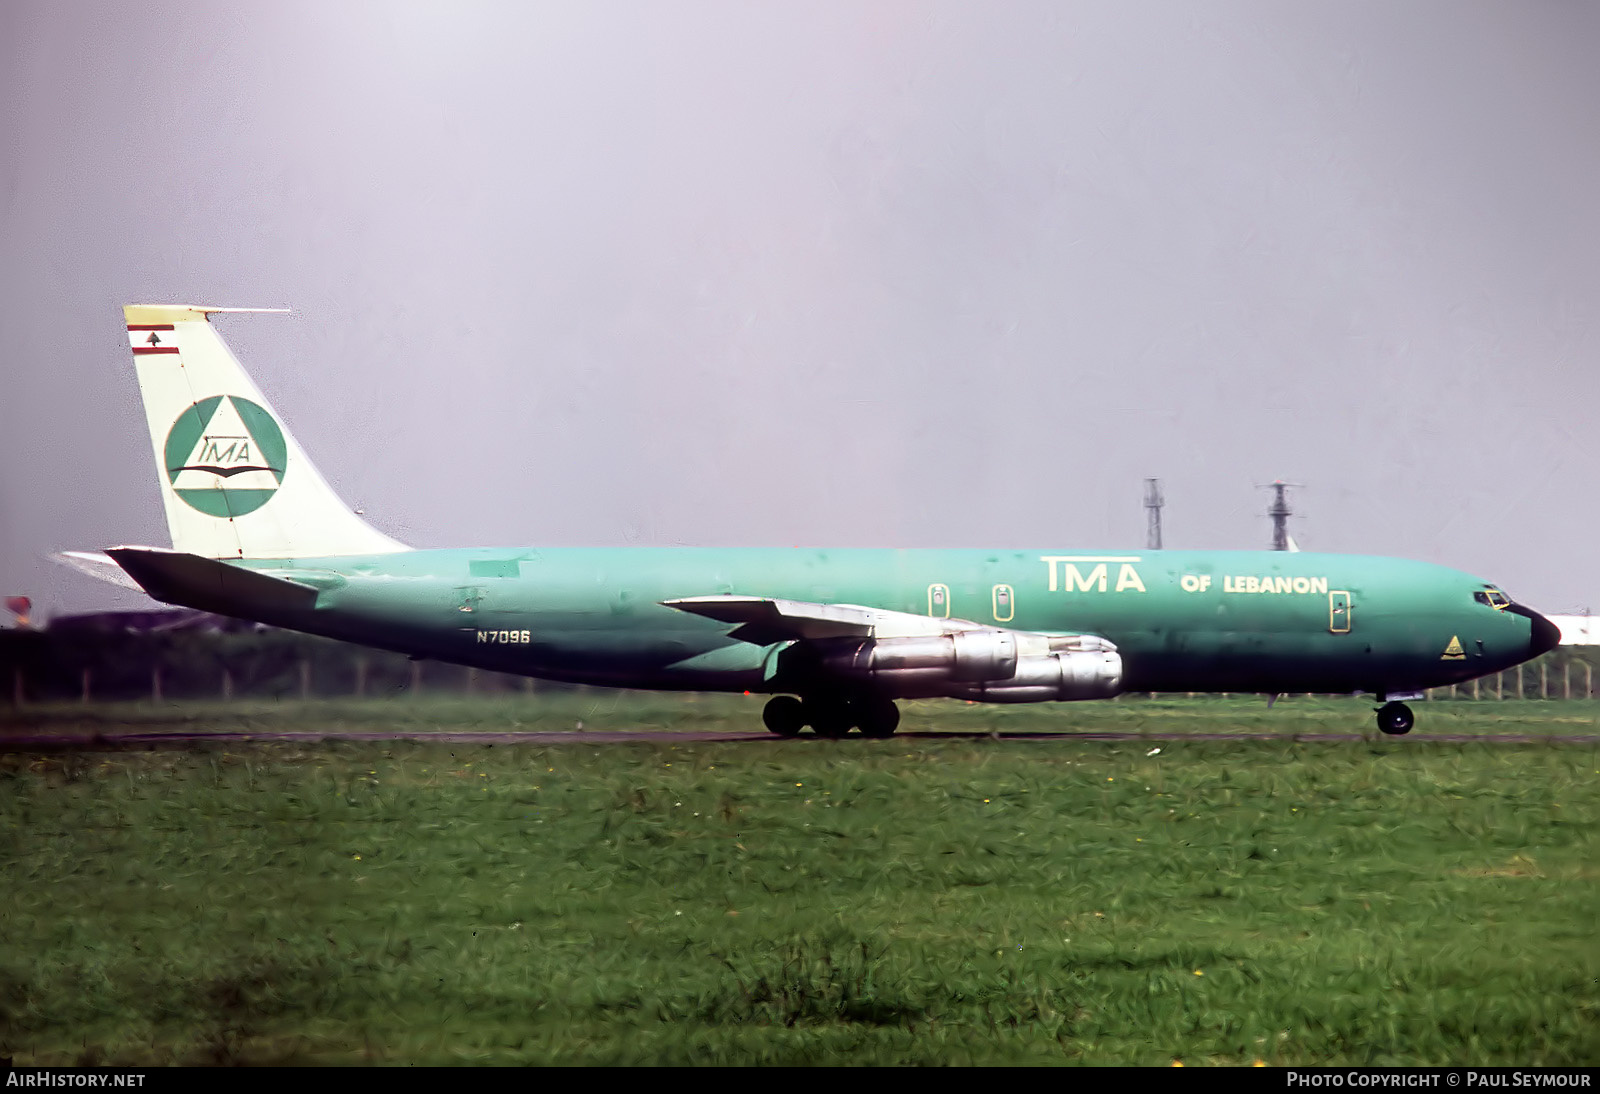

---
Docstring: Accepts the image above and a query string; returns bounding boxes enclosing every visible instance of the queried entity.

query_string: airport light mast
[1259,480,1302,551]
[1144,479,1164,550]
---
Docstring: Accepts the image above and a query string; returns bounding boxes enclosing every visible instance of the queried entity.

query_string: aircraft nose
[1508,604,1562,658]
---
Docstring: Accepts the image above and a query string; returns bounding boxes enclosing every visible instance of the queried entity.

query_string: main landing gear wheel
[762,695,805,738]
[764,694,901,739]
[808,698,854,739]
[1376,701,1415,736]
[854,696,901,739]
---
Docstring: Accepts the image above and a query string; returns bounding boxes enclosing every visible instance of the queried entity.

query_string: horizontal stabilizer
[52,550,148,592]
[106,546,319,618]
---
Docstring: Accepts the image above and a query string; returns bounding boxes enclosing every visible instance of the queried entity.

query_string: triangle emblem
[170,397,281,491]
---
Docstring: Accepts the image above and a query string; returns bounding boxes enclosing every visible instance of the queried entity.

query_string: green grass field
[1,697,1596,1065]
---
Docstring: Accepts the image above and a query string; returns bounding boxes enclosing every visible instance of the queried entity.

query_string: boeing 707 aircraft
[93,305,1560,738]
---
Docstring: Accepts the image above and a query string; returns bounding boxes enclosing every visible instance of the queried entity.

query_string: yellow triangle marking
[1441,635,1465,660]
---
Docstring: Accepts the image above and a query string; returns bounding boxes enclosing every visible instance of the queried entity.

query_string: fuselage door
[1328,590,1352,634]
[928,583,950,618]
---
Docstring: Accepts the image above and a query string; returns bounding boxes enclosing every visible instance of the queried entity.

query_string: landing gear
[761,694,901,738]
[1376,701,1414,736]
[762,695,805,737]
[854,695,901,739]
[808,698,854,739]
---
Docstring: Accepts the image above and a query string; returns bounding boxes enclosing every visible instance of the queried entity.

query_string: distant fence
[1,628,1597,705]
[0,628,554,704]
[1430,658,1596,701]
[1156,657,1598,702]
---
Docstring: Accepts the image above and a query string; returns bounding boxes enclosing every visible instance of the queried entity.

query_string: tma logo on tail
[164,395,287,516]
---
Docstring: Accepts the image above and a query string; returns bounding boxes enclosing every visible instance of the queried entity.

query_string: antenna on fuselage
[1143,479,1164,550]
[1258,480,1303,551]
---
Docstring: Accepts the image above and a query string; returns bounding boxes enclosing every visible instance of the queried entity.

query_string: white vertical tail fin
[124,304,409,559]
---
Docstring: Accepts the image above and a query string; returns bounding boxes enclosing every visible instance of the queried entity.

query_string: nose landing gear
[1375,701,1415,736]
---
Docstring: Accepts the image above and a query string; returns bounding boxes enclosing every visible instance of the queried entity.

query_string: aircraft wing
[663,595,969,645]
[663,594,1121,703]
[661,594,1109,649]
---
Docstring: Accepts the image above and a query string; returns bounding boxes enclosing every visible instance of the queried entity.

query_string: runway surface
[2,728,1596,748]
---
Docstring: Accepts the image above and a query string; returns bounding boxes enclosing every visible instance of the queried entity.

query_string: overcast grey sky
[3,1,1597,620]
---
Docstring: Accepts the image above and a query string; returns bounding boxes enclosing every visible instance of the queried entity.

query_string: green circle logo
[163,396,288,517]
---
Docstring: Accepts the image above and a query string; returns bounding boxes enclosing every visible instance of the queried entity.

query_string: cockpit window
[1474,587,1511,610]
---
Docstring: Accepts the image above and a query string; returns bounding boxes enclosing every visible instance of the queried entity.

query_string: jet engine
[947,643,1124,702]
[820,631,1122,702]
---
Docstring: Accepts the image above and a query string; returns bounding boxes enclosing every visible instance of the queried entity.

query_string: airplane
[86,304,1560,738]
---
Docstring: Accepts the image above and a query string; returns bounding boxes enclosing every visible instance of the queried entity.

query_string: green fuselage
[195,547,1548,699]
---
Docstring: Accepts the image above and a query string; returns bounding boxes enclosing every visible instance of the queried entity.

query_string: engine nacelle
[947,647,1124,703]
[818,630,1121,702]
[821,630,1018,691]
[867,631,1019,680]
